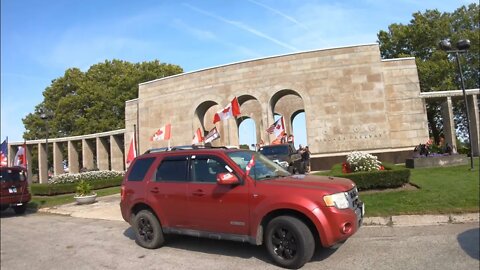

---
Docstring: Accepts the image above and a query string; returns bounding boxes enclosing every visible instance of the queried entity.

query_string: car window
[128,157,155,181]
[191,155,229,183]
[155,156,189,182]
[227,151,290,180]
[0,169,26,182]
[259,146,289,155]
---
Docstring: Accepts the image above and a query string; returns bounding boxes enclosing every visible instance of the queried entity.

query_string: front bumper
[313,200,364,247]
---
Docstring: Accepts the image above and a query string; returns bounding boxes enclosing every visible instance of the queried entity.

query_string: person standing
[301,146,311,173]
[287,134,294,145]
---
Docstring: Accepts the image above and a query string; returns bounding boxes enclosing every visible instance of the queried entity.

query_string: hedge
[327,163,410,190]
[31,177,123,196]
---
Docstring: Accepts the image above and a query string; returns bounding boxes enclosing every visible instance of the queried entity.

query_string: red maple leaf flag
[213,97,241,124]
[126,133,137,167]
[245,154,255,176]
[150,124,172,141]
[14,146,26,167]
[192,128,204,145]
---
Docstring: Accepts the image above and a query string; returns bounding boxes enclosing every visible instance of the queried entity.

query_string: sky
[1,0,474,148]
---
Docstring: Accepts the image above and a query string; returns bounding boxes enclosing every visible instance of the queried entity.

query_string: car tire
[13,204,27,214]
[265,216,315,269]
[133,210,165,249]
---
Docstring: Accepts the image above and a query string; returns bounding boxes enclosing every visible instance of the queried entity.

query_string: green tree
[23,60,183,139]
[377,3,479,143]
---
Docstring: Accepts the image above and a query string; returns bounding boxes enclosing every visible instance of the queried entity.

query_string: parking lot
[1,210,478,270]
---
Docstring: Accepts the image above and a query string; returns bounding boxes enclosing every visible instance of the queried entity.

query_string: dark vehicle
[0,166,31,214]
[258,144,304,173]
[120,146,364,268]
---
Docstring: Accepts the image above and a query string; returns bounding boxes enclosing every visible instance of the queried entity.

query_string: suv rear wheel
[13,204,27,214]
[133,210,165,249]
[265,216,315,269]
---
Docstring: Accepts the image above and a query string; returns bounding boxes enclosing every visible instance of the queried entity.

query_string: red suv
[1,166,31,214]
[120,147,364,268]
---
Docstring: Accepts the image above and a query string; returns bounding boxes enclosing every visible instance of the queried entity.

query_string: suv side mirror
[216,172,240,185]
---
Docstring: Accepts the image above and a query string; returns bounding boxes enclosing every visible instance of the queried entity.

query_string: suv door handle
[150,187,159,193]
[192,189,205,197]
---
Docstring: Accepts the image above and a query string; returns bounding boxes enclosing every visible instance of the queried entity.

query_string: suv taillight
[121,186,125,201]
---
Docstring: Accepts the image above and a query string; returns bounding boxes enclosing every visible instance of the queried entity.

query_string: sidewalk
[38,194,480,226]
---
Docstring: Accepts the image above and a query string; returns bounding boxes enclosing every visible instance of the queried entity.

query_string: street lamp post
[40,113,49,175]
[439,39,474,170]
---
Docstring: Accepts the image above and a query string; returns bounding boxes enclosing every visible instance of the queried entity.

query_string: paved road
[1,211,478,270]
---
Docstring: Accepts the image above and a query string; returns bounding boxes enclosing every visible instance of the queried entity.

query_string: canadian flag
[192,128,204,145]
[150,124,172,141]
[245,154,255,176]
[14,146,27,167]
[213,97,241,124]
[126,133,137,167]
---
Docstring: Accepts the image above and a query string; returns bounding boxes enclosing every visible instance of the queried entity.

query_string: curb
[363,213,479,227]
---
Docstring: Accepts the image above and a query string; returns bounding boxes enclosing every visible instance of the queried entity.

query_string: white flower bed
[48,170,125,184]
[346,151,382,172]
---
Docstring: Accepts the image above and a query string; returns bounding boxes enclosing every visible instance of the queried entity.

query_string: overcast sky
[1,0,474,146]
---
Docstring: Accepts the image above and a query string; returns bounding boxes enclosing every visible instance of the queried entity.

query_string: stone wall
[127,44,429,161]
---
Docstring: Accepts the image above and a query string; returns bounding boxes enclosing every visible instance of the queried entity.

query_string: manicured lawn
[360,159,479,216]
[28,186,120,210]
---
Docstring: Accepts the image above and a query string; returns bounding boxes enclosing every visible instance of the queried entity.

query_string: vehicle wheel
[133,210,165,249]
[265,216,315,269]
[13,204,27,214]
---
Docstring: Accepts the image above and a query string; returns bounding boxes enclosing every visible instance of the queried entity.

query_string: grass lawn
[28,186,120,210]
[360,159,479,216]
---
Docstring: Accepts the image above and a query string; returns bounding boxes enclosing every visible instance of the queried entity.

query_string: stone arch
[193,100,226,146]
[291,109,307,148]
[237,94,263,143]
[269,89,306,143]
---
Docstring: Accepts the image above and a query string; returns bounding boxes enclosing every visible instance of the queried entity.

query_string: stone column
[82,139,95,170]
[53,142,64,175]
[441,97,457,151]
[265,103,275,143]
[68,141,80,174]
[110,135,124,171]
[38,143,48,184]
[96,137,109,170]
[467,94,479,156]
[25,145,32,183]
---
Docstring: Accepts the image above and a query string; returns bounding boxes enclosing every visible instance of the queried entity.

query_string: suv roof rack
[144,144,228,154]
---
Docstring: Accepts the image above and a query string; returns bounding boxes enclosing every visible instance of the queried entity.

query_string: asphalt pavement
[37,194,479,227]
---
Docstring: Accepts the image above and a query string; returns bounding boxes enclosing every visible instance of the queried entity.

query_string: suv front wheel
[133,210,165,249]
[265,216,315,269]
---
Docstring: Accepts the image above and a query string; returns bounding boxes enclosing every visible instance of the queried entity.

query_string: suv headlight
[323,192,349,209]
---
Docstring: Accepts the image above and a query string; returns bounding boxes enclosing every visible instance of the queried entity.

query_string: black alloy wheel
[265,216,315,269]
[133,210,165,249]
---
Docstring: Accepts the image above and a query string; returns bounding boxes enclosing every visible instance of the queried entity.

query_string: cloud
[246,0,309,30]
[172,19,262,59]
[182,3,298,51]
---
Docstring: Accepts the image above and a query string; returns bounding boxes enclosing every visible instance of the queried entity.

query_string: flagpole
[133,124,138,155]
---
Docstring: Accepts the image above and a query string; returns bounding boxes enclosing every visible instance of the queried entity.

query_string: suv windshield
[227,151,290,180]
[0,168,26,182]
[259,145,289,156]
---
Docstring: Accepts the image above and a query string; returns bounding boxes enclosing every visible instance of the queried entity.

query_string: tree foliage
[377,3,479,143]
[23,60,183,139]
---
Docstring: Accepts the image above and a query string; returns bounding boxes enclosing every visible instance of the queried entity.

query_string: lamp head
[457,39,470,50]
[439,39,452,51]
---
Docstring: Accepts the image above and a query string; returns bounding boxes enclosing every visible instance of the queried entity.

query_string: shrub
[345,151,382,172]
[48,170,124,184]
[328,163,410,190]
[31,176,122,196]
[75,180,93,196]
